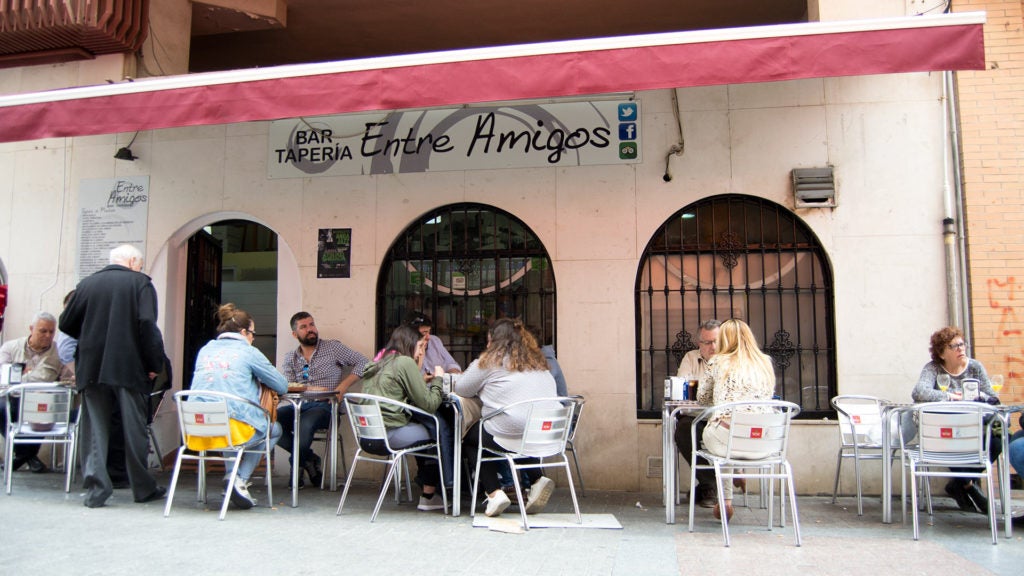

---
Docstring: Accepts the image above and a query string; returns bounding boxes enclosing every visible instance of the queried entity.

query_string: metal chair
[164,389,275,520]
[830,394,894,515]
[3,383,78,494]
[904,401,999,544]
[470,396,582,530]
[687,400,802,547]
[336,393,448,521]
[565,394,585,496]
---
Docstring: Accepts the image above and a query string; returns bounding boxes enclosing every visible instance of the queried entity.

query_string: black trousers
[79,385,157,506]
[0,397,42,462]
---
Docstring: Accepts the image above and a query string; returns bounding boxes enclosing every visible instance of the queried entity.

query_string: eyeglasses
[699,340,716,346]
[947,341,967,351]
[245,328,256,336]
[302,364,310,381]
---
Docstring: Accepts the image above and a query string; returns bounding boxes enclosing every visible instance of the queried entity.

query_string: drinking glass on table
[937,373,950,394]
[990,374,1004,394]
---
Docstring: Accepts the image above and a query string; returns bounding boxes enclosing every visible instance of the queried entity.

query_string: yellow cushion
[186,419,255,451]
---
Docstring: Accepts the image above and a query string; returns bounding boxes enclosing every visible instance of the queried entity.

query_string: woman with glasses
[912,326,1001,513]
[189,303,288,510]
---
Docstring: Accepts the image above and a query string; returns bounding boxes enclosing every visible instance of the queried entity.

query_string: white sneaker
[484,489,511,517]
[525,476,554,514]
[224,478,256,510]
[417,494,445,511]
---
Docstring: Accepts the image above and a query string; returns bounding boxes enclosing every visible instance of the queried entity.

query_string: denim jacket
[190,332,288,435]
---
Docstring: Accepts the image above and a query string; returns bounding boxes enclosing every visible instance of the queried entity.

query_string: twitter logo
[618,103,637,121]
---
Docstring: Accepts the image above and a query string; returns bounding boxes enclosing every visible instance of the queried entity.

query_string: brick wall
[954,1,1024,408]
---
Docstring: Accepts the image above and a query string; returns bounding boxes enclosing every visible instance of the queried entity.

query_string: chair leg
[5,438,15,494]
[563,458,582,524]
[831,449,844,505]
[910,463,920,540]
[785,462,802,546]
[372,460,400,523]
[221,453,245,521]
[510,456,530,531]
[853,450,864,516]
[715,464,731,547]
[335,451,363,515]
[163,448,187,518]
[569,445,585,497]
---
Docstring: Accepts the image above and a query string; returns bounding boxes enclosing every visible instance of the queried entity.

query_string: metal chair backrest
[915,402,992,464]
[567,395,584,443]
[17,385,74,431]
[174,391,236,449]
[717,400,800,462]
[487,396,578,458]
[831,395,884,447]
[346,397,389,443]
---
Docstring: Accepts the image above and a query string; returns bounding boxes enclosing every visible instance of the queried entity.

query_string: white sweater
[454,359,558,437]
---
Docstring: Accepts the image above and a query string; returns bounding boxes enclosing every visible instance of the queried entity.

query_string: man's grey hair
[698,319,722,332]
[109,244,144,266]
[31,311,57,326]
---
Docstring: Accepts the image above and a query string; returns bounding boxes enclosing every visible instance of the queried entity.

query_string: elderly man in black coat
[59,244,166,508]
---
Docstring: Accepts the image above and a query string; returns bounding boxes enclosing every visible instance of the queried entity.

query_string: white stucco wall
[0,72,952,493]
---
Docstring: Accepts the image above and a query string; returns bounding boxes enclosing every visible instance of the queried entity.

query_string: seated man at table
[673,319,720,508]
[279,311,369,488]
[0,311,69,473]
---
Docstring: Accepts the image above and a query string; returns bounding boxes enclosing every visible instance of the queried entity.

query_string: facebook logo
[619,123,637,140]
[618,103,637,121]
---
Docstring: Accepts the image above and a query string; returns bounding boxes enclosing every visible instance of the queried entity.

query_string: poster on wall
[268,100,641,178]
[76,176,149,280]
[318,228,351,278]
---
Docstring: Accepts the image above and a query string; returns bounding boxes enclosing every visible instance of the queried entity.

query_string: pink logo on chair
[852,415,861,424]
[195,414,205,424]
[358,416,368,427]
[940,427,953,438]
[36,403,49,412]
[749,427,763,439]
[541,421,553,431]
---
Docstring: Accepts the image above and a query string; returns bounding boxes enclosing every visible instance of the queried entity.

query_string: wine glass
[990,374,1004,394]
[937,373,950,393]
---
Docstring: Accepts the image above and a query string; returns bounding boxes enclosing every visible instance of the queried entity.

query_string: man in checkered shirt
[279,311,369,488]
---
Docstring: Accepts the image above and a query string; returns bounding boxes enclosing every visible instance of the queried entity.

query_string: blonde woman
[695,319,775,521]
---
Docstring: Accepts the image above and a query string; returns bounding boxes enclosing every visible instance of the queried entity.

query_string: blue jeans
[1009,430,1024,478]
[277,401,331,466]
[233,422,282,481]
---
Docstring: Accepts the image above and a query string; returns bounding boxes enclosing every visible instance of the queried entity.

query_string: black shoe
[303,454,323,488]
[9,457,28,472]
[26,457,48,474]
[945,481,976,512]
[135,486,167,503]
[964,483,989,514]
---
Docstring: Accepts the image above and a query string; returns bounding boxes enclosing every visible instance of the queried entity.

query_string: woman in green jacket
[360,325,446,511]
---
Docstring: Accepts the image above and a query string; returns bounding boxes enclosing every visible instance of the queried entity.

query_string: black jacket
[59,264,165,393]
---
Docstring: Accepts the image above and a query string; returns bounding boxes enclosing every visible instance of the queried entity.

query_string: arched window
[635,194,835,418]
[377,203,555,367]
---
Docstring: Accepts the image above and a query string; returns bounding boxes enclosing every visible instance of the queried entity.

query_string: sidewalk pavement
[1,467,1021,576]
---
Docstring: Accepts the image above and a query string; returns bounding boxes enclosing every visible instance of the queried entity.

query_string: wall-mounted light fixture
[114,131,139,161]
[792,167,836,208]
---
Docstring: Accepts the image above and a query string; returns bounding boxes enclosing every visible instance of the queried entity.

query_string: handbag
[259,384,280,424]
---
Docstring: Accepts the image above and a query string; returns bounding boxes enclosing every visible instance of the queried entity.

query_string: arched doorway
[182,220,280,388]
[377,203,555,367]
[635,194,836,418]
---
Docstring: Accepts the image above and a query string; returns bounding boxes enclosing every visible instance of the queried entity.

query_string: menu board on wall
[317,228,351,278]
[76,176,150,280]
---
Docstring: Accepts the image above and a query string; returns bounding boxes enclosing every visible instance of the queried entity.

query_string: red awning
[0,12,986,143]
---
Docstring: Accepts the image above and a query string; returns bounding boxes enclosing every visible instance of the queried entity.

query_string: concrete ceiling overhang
[0,12,986,143]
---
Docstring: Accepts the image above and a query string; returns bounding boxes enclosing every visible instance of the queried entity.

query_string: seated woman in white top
[454,318,559,517]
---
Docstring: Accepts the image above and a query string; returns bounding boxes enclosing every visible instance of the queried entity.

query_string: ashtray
[30,422,55,432]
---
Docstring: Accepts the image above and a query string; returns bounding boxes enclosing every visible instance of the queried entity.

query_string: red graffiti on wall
[987,277,1022,337]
